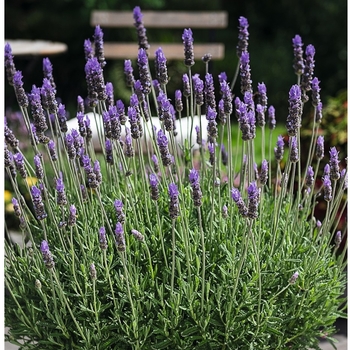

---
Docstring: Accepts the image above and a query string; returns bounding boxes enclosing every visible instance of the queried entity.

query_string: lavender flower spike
[237,16,249,57]
[274,135,284,162]
[85,57,106,107]
[305,166,314,188]
[31,185,47,220]
[149,173,160,201]
[13,71,29,108]
[68,205,77,226]
[267,105,276,130]
[90,263,97,280]
[189,168,202,207]
[289,136,299,163]
[239,51,252,94]
[157,129,172,166]
[155,47,168,85]
[323,175,332,202]
[182,73,191,97]
[247,182,260,219]
[13,152,27,178]
[292,34,304,75]
[286,84,302,137]
[5,43,16,85]
[168,183,180,219]
[93,25,106,68]
[133,6,150,50]
[301,44,316,96]
[329,147,340,181]
[231,187,248,217]
[137,48,152,95]
[115,222,126,252]
[259,159,268,186]
[124,59,135,87]
[99,227,108,250]
[34,154,44,180]
[315,135,324,160]
[289,271,299,284]
[56,175,68,206]
[182,28,195,67]
[131,229,144,242]
[40,240,55,269]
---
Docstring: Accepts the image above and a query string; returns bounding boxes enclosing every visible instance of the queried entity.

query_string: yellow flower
[26,177,38,187]
[4,190,12,203]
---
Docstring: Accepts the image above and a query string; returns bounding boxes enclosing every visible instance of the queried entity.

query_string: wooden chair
[90,10,228,60]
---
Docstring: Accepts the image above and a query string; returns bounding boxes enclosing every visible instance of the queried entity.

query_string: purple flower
[131,229,144,242]
[133,6,149,50]
[301,44,316,97]
[218,72,227,83]
[48,140,57,161]
[305,166,314,188]
[175,90,183,112]
[151,154,159,173]
[311,77,321,108]
[182,73,191,97]
[316,135,324,160]
[289,271,299,284]
[114,199,125,223]
[206,106,218,143]
[105,82,114,107]
[128,106,140,139]
[85,57,106,106]
[77,95,85,113]
[220,80,232,115]
[257,82,268,111]
[240,51,252,94]
[105,139,114,165]
[237,16,249,57]
[149,173,159,201]
[202,53,212,63]
[157,129,172,166]
[292,35,304,75]
[56,175,68,206]
[208,142,215,166]
[189,169,202,207]
[182,28,195,67]
[5,43,16,85]
[155,47,168,85]
[42,57,56,92]
[231,187,248,217]
[267,105,276,130]
[31,185,47,220]
[218,99,226,125]
[124,59,135,87]
[84,39,94,61]
[115,222,126,252]
[323,175,332,201]
[57,103,68,133]
[329,147,340,181]
[259,159,268,186]
[124,127,134,158]
[247,182,260,219]
[99,227,107,250]
[289,136,299,163]
[13,70,29,108]
[274,135,284,162]
[256,104,265,128]
[137,48,152,95]
[168,183,180,219]
[93,160,102,184]
[315,102,323,124]
[41,78,58,114]
[40,240,54,269]
[34,154,44,179]
[193,74,204,106]
[13,152,27,178]
[12,198,21,217]
[286,85,302,136]
[93,25,106,67]
[68,205,77,226]
[4,124,19,149]
[204,73,216,113]
[335,231,342,249]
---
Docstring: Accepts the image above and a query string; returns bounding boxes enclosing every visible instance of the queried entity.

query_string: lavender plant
[4,8,347,350]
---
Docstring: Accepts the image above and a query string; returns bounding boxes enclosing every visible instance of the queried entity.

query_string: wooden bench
[90,10,228,60]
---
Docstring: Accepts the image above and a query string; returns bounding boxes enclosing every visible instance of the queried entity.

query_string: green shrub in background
[5,6,347,349]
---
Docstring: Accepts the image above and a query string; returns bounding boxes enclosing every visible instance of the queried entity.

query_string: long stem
[197,207,206,313]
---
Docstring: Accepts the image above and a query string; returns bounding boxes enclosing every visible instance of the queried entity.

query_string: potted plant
[5,7,347,349]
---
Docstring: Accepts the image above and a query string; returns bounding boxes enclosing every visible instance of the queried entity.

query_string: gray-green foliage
[5,10,347,350]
